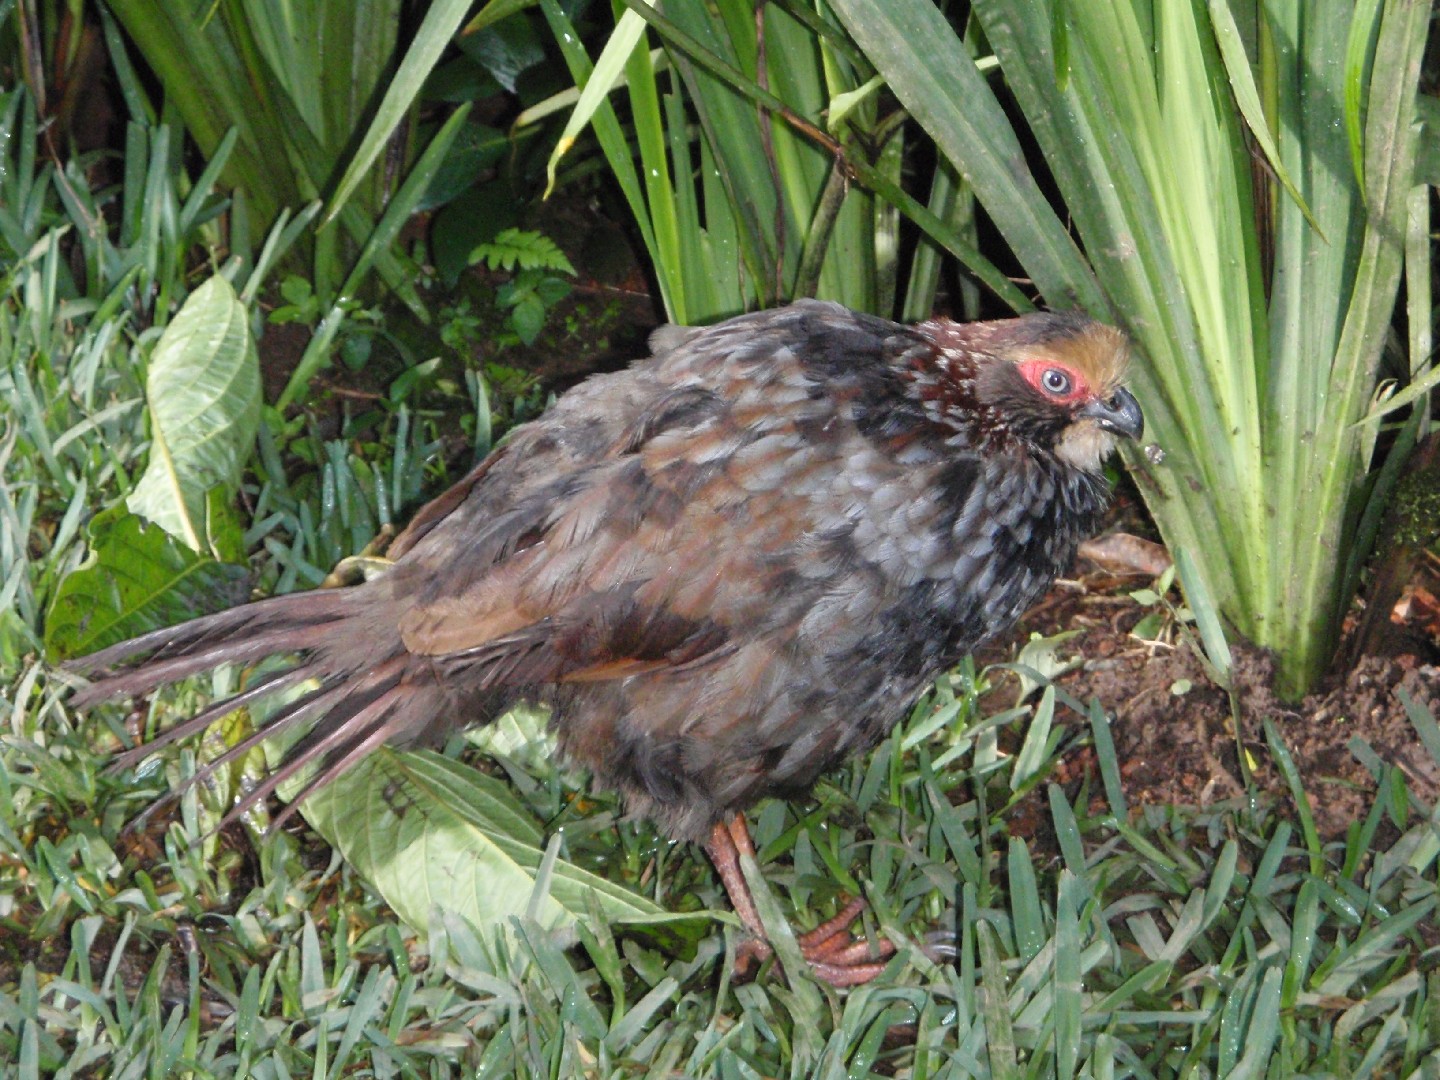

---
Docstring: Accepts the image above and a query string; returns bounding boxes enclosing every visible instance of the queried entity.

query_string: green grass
[2,68,1439,1080]
[6,644,1440,1074]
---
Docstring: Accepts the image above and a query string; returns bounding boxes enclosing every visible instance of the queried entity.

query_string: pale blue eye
[1042,369,1071,395]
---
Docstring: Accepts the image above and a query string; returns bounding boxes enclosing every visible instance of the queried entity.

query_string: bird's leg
[704,818,773,977]
[704,814,895,987]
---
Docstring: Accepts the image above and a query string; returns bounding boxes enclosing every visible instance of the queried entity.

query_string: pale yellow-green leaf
[127,275,259,553]
[301,747,710,946]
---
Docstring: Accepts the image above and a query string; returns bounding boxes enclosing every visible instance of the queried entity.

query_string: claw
[706,817,897,987]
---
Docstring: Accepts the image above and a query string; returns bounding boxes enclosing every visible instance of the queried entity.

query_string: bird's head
[913,311,1144,474]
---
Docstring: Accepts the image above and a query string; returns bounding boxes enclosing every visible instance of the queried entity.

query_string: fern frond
[469,229,577,275]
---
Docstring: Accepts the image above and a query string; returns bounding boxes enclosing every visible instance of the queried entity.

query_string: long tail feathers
[105,665,313,771]
[65,588,434,832]
[67,590,352,705]
[217,657,413,831]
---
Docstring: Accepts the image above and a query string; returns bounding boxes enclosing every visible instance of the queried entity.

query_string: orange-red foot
[736,895,897,986]
[707,816,896,987]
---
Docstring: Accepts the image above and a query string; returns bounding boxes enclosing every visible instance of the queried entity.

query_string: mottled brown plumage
[69,300,1142,984]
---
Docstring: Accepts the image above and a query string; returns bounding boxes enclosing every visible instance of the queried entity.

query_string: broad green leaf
[44,506,251,661]
[1006,838,1044,963]
[415,122,508,212]
[1009,685,1056,792]
[127,275,259,553]
[1231,967,1284,1075]
[455,6,546,94]
[301,747,710,951]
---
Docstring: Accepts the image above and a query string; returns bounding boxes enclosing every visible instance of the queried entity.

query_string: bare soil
[994,549,1440,840]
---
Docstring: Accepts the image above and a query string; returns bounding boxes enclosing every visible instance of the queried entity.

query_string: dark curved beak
[1080,387,1144,439]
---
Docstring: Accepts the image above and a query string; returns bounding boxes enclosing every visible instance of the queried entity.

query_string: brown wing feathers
[66,352,743,825]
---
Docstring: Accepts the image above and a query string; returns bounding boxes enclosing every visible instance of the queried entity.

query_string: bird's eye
[1041,368,1072,396]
